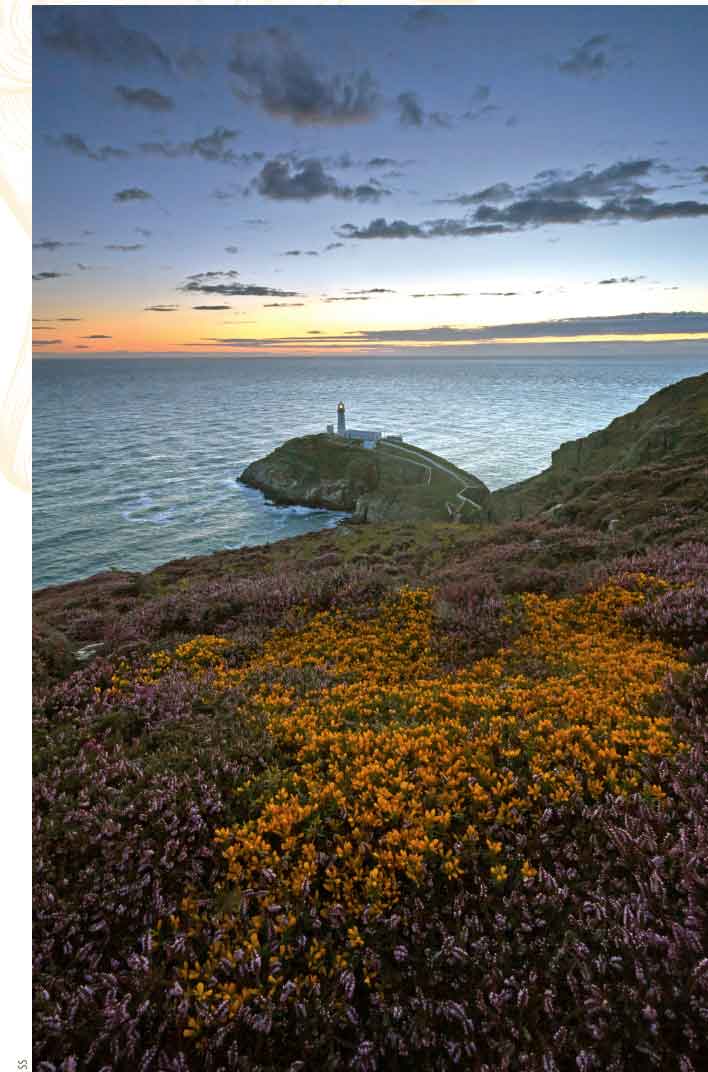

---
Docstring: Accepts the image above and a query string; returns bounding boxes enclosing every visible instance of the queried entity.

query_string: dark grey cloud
[225,245,239,254]
[323,296,371,303]
[211,188,241,201]
[263,302,304,308]
[697,166,708,181]
[57,318,82,322]
[340,312,708,343]
[135,227,152,239]
[33,239,75,251]
[337,217,507,240]
[193,304,232,310]
[282,249,319,256]
[114,85,174,111]
[461,104,499,122]
[179,269,299,297]
[76,263,92,271]
[144,304,179,312]
[346,160,708,240]
[243,218,270,227]
[347,288,396,295]
[397,91,424,128]
[105,243,144,252]
[437,182,515,206]
[81,334,112,340]
[32,271,65,281]
[481,291,519,297]
[114,187,152,203]
[38,8,170,70]
[367,157,399,169]
[597,275,646,285]
[411,292,470,298]
[445,161,656,208]
[558,34,611,79]
[324,241,345,251]
[139,127,246,164]
[228,27,379,125]
[75,345,91,350]
[45,132,130,162]
[187,269,240,282]
[403,7,449,31]
[255,158,390,202]
[32,339,63,346]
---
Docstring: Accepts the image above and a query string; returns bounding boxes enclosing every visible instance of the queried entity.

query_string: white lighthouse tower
[337,400,346,435]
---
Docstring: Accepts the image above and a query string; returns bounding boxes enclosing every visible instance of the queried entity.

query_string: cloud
[403,7,448,31]
[255,158,390,202]
[282,249,319,256]
[344,161,708,241]
[32,271,65,281]
[411,292,470,298]
[187,269,240,282]
[437,182,515,206]
[597,275,646,285]
[114,187,152,203]
[323,296,371,303]
[341,312,708,342]
[144,304,179,312]
[38,8,170,70]
[397,91,424,127]
[114,85,174,111]
[45,132,130,162]
[228,27,379,125]
[33,340,63,346]
[697,166,708,182]
[139,127,244,164]
[105,243,145,252]
[135,227,152,239]
[33,239,74,251]
[75,346,91,350]
[337,217,507,240]
[367,157,400,169]
[263,302,304,308]
[558,34,611,79]
[225,245,239,254]
[192,305,232,310]
[179,269,299,298]
[81,334,112,339]
[347,288,396,294]
[445,161,656,207]
[324,242,345,251]
[57,318,82,322]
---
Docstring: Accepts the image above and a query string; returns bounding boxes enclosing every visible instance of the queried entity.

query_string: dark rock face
[489,371,708,523]
[240,434,490,523]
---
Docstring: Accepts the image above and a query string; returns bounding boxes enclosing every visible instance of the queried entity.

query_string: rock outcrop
[489,371,708,524]
[240,434,490,523]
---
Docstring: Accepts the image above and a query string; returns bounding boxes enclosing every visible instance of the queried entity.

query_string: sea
[32,354,708,590]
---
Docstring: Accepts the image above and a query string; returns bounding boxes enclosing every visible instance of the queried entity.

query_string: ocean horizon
[33,352,708,590]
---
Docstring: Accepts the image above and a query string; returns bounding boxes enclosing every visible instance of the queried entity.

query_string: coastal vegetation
[33,375,708,1070]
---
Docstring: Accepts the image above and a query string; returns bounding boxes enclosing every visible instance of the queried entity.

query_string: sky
[32,4,708,356]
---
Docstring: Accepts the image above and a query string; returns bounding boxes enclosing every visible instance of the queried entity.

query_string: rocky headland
[240,433,490,522]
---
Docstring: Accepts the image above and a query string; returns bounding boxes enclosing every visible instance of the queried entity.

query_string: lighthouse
[337,400,346,435]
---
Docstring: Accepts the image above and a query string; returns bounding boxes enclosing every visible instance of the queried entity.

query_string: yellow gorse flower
[140,581,684,1024]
